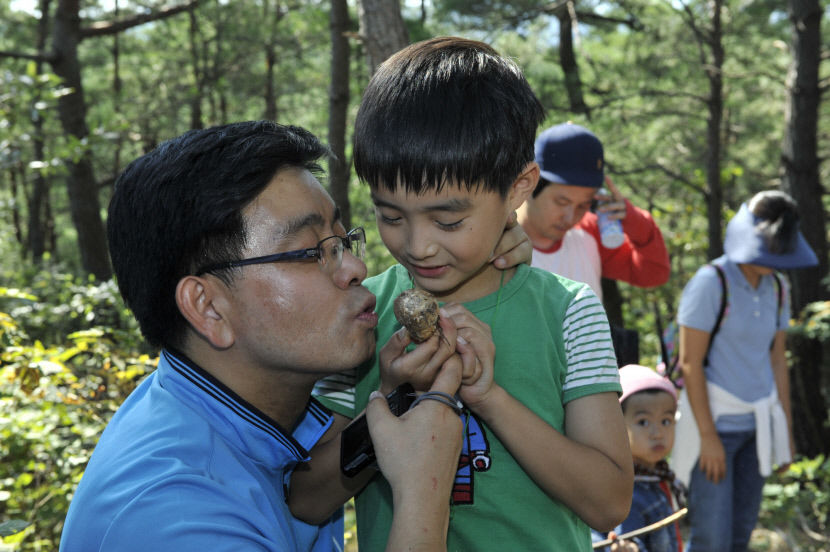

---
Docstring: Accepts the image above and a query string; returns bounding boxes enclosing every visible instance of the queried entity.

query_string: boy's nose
[407,229,439,260]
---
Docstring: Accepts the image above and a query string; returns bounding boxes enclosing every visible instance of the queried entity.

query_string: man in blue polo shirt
[59,121,477,551]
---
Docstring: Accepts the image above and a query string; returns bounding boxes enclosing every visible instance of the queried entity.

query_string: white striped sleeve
[313,369,357,414]
[562,285,620,394]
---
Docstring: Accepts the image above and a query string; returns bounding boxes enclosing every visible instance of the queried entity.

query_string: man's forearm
[288,414,374,524]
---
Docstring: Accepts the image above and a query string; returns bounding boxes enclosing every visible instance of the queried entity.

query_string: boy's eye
[662,418,675,427]
[376,210,401,224]
[636,419,649,427]
[436,218,464,230]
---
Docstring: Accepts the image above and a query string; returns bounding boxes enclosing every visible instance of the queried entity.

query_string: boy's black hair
[107,120,329,350]
[749,190,800,255]
[353,36,545,197]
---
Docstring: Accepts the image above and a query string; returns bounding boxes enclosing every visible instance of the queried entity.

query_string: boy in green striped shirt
[297,37,633,551]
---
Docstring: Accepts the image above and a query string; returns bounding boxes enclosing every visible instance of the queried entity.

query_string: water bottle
[596,192,624,249]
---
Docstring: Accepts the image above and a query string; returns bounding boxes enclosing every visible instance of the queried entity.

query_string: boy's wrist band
[410,391,463,415]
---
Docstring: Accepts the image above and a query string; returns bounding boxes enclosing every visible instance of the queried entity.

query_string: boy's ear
[508,162,540,211]
[175,275,235,350]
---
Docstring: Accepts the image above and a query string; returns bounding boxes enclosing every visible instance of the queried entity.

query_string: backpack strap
[704,264,728,367]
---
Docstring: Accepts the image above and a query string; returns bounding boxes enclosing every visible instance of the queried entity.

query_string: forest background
[0,0,828,550]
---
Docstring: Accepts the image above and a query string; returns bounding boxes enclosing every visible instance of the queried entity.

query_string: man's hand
[490,211,532,269]
[367,360,463,551]
[596,177,627,222]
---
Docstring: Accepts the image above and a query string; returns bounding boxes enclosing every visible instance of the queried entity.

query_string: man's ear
[175,275,235,349]
[508,161,540,211]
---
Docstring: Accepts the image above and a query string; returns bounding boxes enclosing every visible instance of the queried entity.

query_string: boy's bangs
[359,125,518,197]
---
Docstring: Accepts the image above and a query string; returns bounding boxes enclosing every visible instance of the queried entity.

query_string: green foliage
[791,300,830,341]
[0,276,155,550]
[758,456,830,551]
[1,265,144,350]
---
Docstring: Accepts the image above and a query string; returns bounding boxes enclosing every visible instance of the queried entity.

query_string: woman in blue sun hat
[671,190,818,551]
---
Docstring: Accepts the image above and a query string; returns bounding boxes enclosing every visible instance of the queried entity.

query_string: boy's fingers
[457,337,481,384]
[430,355,462,397]
[379,328,411,361]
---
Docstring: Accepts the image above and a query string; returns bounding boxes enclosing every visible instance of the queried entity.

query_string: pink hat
[619,364,677,404]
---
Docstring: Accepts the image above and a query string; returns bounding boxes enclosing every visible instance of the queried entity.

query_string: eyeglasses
[195,227,366,276]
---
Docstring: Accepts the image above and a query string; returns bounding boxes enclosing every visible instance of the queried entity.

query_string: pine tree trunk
[52,0,112,280]
[357,0,408,75]
[781,0,829,457]
[328,0,352,229]
[704,0,724,261]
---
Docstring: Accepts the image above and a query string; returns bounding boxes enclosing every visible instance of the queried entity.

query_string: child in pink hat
[593,364,686,552]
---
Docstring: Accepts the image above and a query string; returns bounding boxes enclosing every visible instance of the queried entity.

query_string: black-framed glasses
[195,227,366,276]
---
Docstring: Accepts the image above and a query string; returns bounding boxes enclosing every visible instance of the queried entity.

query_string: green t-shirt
[315,263,621,551]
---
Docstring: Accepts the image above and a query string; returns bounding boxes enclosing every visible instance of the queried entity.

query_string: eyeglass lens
[320,228,365,271]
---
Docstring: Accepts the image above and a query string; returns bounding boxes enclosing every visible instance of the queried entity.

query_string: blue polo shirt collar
[158,349,333,466]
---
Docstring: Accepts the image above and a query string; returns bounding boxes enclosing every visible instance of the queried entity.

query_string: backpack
[658,264,784,388]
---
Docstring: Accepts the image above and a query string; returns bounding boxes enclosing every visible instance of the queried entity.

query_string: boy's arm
[468,387,633,532]
[446,295,633,531]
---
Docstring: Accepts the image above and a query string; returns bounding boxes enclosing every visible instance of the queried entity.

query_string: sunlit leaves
[0,270,156,550]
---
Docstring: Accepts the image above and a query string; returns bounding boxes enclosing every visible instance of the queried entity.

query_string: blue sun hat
[534,123,604,187]
[724,203,818,269]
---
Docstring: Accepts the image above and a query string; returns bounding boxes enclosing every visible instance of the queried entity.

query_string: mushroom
[393,288,440,343]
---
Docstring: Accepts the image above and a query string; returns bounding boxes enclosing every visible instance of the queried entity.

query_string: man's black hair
[353,36,545,197]
[532,178,553,198]
[107,120,329,350]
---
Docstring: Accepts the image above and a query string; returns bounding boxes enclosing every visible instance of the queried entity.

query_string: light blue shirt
[677,256,789,432]
[60,349,341,552]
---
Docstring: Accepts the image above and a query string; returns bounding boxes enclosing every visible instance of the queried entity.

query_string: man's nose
[332,248,368,288]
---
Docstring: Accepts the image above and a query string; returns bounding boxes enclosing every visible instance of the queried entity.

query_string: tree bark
[188,7,204,129]
[556,3,589,117]
[28,0,53,263]
[781,0,829,457]
[262,0,283,122]
[357,0,408,75]
[328,0,352,230]
[781,0,827,314]
[52,0,112,279]
[703,0,725,261]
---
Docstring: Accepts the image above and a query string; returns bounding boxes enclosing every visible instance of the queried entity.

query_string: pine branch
[80,0,200,40]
